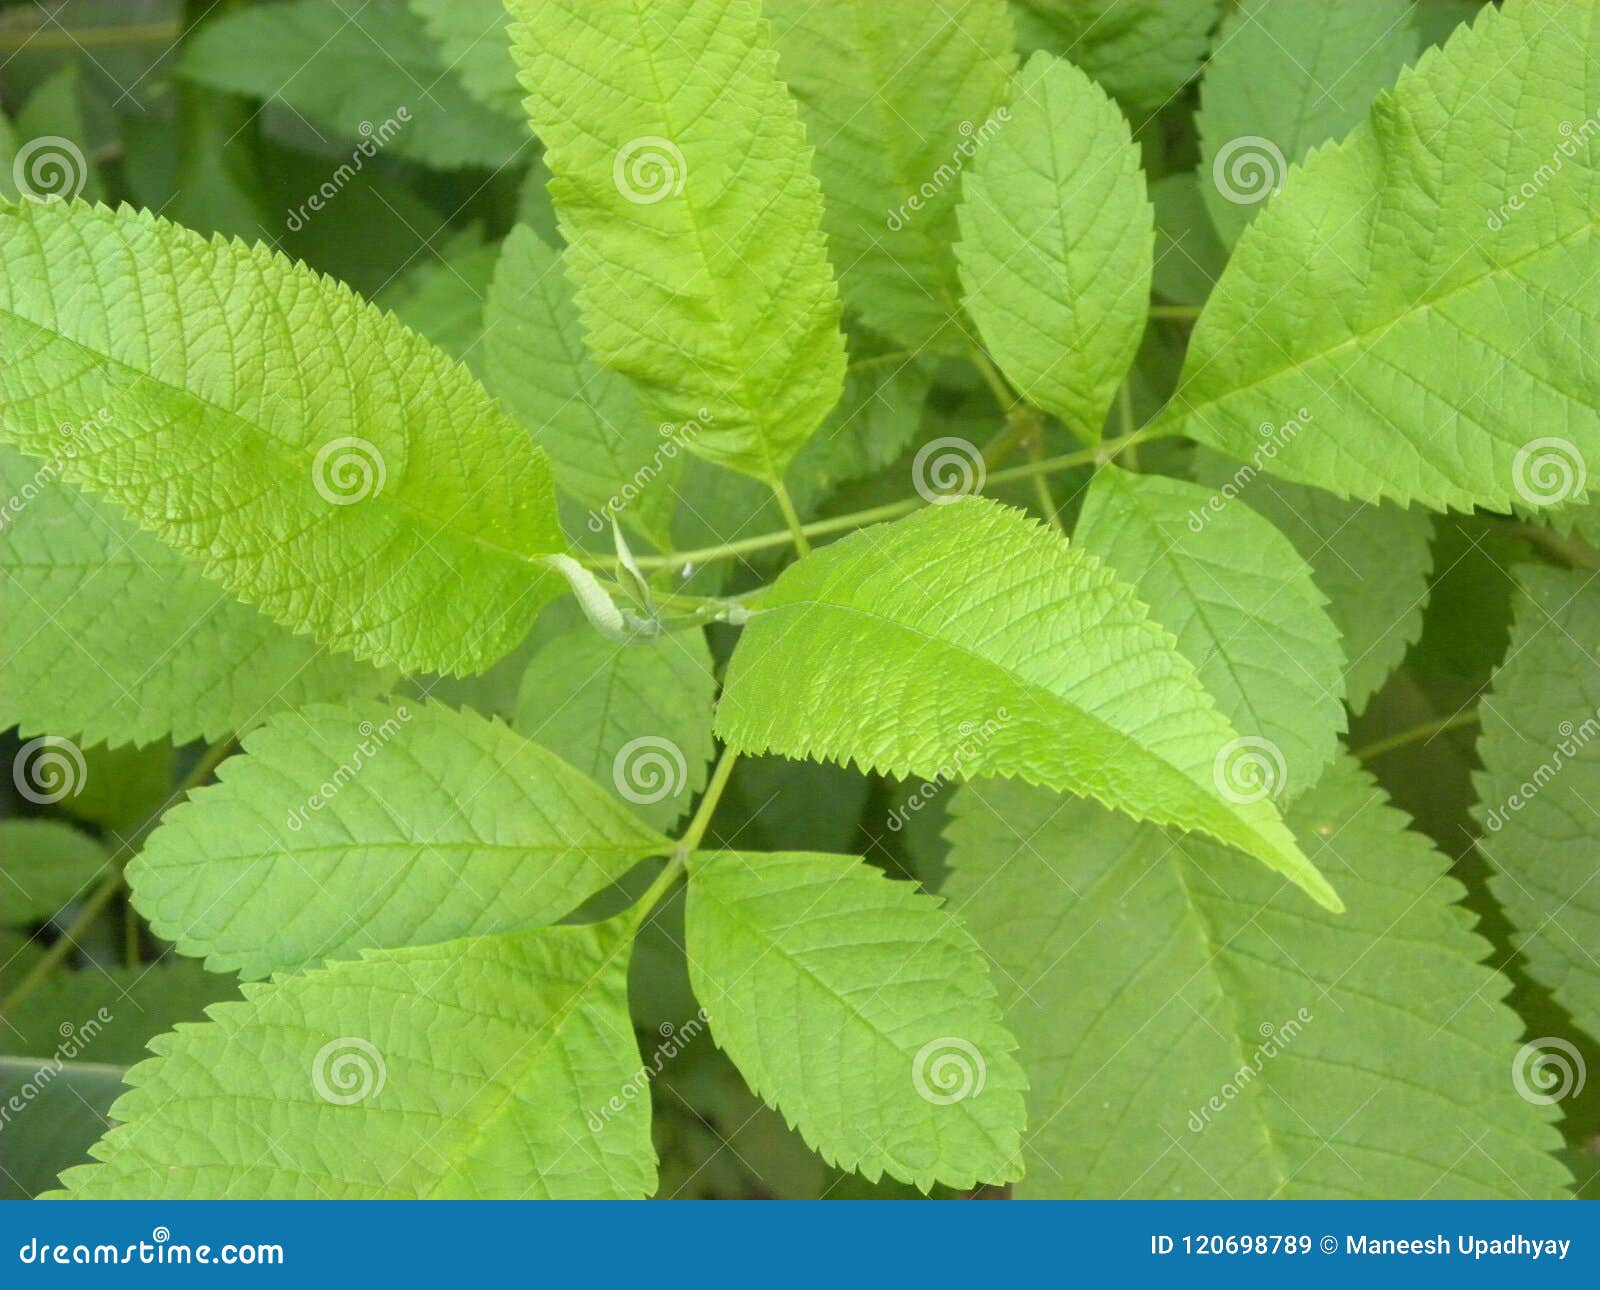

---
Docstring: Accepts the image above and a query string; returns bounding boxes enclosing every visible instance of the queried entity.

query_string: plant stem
[1149,303,1203,321]
[1353,710,1482,761]
[0,735,235,1020]
[1498,521,1600,571]
[970,348,1019,412]
[604,429,1157,575]
[770,477,812,556]
[0,22,181,51]
[629,748,740,927]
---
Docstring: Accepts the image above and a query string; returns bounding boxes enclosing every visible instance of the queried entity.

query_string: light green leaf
[717,497,1340,910]
[956,52,1151,441]
[0,200,566,676]
[506,0,847,482]
[483,224,680,548]
[129,701,670,978]
[180,0,526,169]
[0,820,107,927]
[768,0,1015,353]
[684,850,1025,1190]
[56,922,656,1199]
[1195,454,1435,713]
[944,756,1572,1198]
[1163,0,1600,513]
[1475,565,1600,1045]
[1198,0,1418,246]
[1010,0,1218,109]
[514,624,716,832]
[409,0,521,117]
[0,445,389,747]
[1075,466,1345,799]
[0,963,240,1066]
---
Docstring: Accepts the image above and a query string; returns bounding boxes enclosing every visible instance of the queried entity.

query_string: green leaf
[483,224,680,547]
[684,850,1025,1190]
[1075,466,1345,800]
[1195,454,1435,713]
[717,498,1340,910]
[0,446,389,747]
[955,52,1151,441]
[1475,565,1600,1046]
[0,200,566,676]
[13,64,105,204]
[409,0,521,117]
[129,701,670,979]
[0,820,107,927]
[0,1057,125,1199]
[0,963,240,1066]
[768,0,1015,353]
[784,335,934,514]
[1010,0,1218,109]
[506,0,847,482]
[180,0,526,170]
[1151,172,1228,307]
[1163,0,1600,512]
[374,229,499,372]
[1198,0,1418,247]
[944,756,1572,1198]
[514,624,716,833]
[56,922,656,1199]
